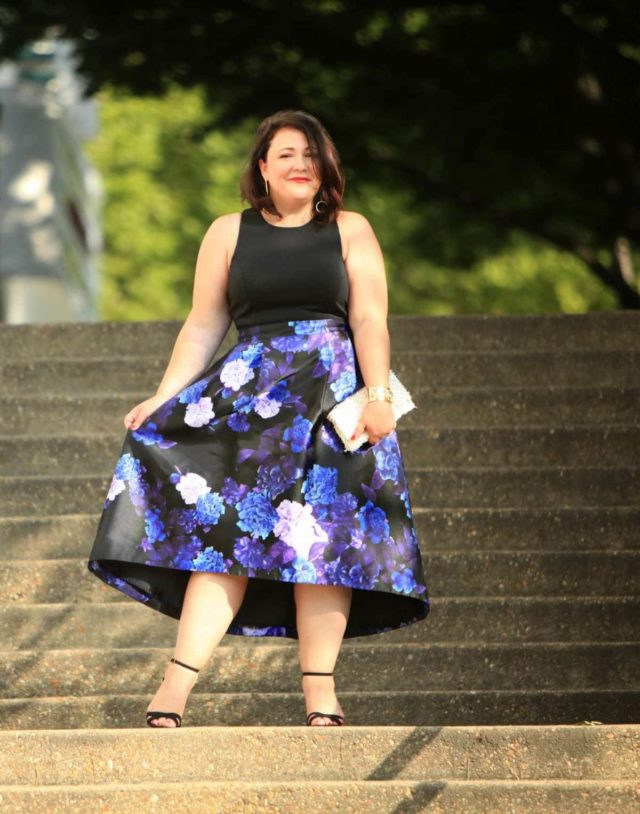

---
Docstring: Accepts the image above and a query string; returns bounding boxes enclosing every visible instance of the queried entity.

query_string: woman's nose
[294,156,312,172]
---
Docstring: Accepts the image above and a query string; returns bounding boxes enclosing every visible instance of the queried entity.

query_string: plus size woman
[87,109,429,728]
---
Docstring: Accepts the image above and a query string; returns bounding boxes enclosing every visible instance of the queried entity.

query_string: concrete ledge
[0,690,638,729]
[0,778,637,813]
[0,725,638,784]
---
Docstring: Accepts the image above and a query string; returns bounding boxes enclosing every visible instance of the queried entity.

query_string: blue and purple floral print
[87,317,429,638]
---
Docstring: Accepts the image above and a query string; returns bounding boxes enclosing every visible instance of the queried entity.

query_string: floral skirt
[87,317,429,638]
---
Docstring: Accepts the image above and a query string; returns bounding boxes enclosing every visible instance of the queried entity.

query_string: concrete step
[0,320,181,361]
[0,689,638,729]
[2,386,639,435]
[1,598,637,650]
[1,507,638,561]
[3,552,638,605]
[1,350,639,395]
[0,778,638,814]
[3,644,638,697]
[1,311,638,358]
[0,725,637,783]
[4,426,640,476]
[1,467,638,515]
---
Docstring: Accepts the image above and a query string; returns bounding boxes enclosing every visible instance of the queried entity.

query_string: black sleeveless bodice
[227,208,350,329]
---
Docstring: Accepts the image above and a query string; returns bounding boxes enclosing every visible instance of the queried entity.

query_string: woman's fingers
[125,407,142,429]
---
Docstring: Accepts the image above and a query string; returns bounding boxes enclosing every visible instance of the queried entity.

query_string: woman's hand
[351,400,397,445]
[124,394,169,431]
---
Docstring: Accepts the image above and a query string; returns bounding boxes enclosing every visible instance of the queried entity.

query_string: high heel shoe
[146,656,200,728]
[302,670,345,726]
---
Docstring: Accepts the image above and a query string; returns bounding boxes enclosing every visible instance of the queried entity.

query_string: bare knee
[190,571,248,583]
[294,583,352,610]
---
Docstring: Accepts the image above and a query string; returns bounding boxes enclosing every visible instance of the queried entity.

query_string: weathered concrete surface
[1,726,638,784]
[0,690,638,730]
[1,597,638,650]
[0,313,638,810]
[0,779,638,814]
[1,643,638,697]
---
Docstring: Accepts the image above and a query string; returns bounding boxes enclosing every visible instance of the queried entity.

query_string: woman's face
[259,126,321,205]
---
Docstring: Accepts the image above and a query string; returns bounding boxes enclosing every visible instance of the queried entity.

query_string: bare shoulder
[336,209,372,232]
[336,210,378,262]
[202,212,242,268]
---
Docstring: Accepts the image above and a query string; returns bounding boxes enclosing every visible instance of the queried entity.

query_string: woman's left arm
[342,211,397,445]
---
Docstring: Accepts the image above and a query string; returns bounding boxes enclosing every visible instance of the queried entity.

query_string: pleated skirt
[87,317,430,638]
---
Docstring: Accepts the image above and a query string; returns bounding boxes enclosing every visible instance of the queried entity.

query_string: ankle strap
[170,657,200,673]
[302,671,333,676]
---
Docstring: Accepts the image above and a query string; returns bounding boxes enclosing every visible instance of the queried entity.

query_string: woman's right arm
[124,214,236,430]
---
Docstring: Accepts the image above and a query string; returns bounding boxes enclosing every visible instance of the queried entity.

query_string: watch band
[367,385,393,403]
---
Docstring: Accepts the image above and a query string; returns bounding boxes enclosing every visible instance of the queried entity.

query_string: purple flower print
[270,334,307,353]
[229,412,251,432]
[373,436,402,482]
[106,476,126,503]
[319,423,343,452]
[273,499,328,560]
[302,464,339,505]
[241,341,265,367]
[233,536,267,569]
[330,368,356,402]
[109,453,148,514]
[184,397,216,428]
[291,320,325,336]
[263,539,297,569]
[131,422,177,448]
[254,395,281,418]
[233,394,256,414]
[170,508,198,535]
[175,472,210,505]
[268,382,290,402]
[392,567,418,594]
[89,317,429,640]
[319,344,334,372]
[220,358,255,391]
[192,546,228,572]
[256,462,297,499]
[283,414,313,452]
[114,452,143,482]
[358,500,391,544]
[144,506,167,545]
[221,477,249,506]
[281,555,317,583]
[194,491,226,526]
[332,491,359,518]
[236,491,278,539]
[179,379,210,404]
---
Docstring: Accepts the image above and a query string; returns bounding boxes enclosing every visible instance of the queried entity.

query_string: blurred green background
[5,2,632,319]
[86,83,617,321]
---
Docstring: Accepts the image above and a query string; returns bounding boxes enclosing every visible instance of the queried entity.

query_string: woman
[87,109,429,728]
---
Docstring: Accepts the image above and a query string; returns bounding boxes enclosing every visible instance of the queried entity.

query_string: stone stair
[0,312,638,812]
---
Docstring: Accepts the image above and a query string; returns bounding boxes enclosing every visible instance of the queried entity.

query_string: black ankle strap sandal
[146,657,200,728]
[302,671,345,726]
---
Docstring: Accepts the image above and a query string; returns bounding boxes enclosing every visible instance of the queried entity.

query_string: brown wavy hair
[239,110,345,225]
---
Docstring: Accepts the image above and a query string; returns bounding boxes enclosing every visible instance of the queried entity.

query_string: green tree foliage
[85,86,254,320]
[6,1,636,314]
[86,84,616,319]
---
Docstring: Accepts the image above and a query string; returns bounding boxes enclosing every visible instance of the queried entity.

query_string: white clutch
[326,370,416,452]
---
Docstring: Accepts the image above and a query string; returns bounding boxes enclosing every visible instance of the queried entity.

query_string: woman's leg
[294,583,352,726]
[147,572,249,727]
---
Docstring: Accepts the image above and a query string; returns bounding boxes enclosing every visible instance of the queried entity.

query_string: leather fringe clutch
[326,370,417,452]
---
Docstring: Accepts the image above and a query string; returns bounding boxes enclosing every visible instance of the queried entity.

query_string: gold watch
[366,385,393,403]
